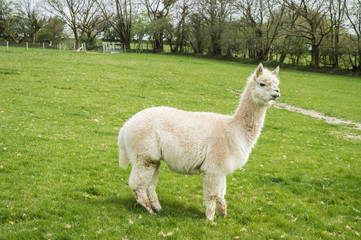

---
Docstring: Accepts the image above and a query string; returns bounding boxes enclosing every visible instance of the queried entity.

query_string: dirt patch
[228,89,361,139]
[273,102,361,140]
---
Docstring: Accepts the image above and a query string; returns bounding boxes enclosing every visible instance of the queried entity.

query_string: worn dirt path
[273,102,361,140]
[229,89,361,139]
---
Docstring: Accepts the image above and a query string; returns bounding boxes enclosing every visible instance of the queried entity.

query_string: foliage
[1,48,361,239]
[0,0,27,42]
[1,0,361,71]
[37,16,66,44]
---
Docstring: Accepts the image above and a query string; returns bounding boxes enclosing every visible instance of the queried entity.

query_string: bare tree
[345,0,361,70]
[98,0,132,51]
[47,0,103,49]
[46,0,85,48]
[327,0,346,68]
[22,0,46,43]
[235,0,285,60]
[78,0,107,50]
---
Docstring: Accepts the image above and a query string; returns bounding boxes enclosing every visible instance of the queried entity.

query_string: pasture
[0,47,360,239]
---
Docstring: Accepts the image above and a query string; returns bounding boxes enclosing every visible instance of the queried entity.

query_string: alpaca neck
[231,85,268,145]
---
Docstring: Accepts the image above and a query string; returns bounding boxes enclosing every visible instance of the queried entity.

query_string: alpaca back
[118,106,234,174]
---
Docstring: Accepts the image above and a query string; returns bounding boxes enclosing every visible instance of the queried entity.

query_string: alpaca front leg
[147,162,162,212]
[205,196,217,221]
[129,159,158,214]
[216,176,227,218]
[216,199,227,218]
[132,188,153,214]
[203,174,226,221]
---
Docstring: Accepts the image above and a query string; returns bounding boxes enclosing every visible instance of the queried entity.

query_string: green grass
[1,47,361,239]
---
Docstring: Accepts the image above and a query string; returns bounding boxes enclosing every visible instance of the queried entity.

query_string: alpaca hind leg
[147,162,161,212]
[216,176,227,218]
[129,159,158,214]
[203,174,227,221]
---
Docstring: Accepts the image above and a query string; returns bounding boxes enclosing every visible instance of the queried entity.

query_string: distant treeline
[1,0,360,71]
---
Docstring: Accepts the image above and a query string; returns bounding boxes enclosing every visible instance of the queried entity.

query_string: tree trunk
[88,36,94,50]
[358,47,361,70]
[210,33,222,55]
[73,29,80,49]
[154,31,163,53]
[311,45,320,69]
[279,53,286,64]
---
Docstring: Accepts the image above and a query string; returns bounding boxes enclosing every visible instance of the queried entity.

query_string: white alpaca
[118,63,280,220]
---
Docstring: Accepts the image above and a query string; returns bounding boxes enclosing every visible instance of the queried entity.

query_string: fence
[0,40,197,54]
[102,42,123,53]
[0,41,87,51]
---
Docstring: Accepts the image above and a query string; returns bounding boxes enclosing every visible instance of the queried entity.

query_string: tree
[221,20,243,56]
[46,0,85,48]
[132,14,150,52]
[37,16,66,43]
[186,12,208,53]
[47,0,102,49]
[0,0,12,39]
[235,0,285,60]
[168,0,190,52]
[345,0,361,71]
[0,0,27,42]
[78,0,107,50]
[143,0,177,52]
[98,0,132,51]
[327,0,346,68]
[286,0,333,69]
[199,0,231,55]
[21,0,45,43]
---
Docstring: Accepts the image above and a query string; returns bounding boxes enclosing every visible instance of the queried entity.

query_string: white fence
[102,42,123,53]
[0,41,86,51]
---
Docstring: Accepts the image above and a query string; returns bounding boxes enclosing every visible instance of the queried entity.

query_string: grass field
[1,47,361,239]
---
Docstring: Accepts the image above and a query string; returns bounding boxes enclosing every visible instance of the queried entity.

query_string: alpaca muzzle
[271,93,280,99]
[271,89,280,99]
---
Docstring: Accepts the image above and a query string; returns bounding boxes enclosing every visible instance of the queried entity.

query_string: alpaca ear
[254,63,263,79]
[272,66,279,76]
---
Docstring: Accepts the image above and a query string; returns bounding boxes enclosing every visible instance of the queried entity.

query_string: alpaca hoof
[206,216,215,221]
[145,205,154,214]
[150,200,162,213]
[144,205,154,214]
[152,205,162,213]
[206,211,215,221]
[134,201,154,214]
[217,204,227,218]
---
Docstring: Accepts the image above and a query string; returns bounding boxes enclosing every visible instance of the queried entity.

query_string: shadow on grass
[92,195,204,219]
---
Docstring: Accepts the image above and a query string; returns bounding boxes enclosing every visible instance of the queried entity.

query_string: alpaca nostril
[275,89,280,93]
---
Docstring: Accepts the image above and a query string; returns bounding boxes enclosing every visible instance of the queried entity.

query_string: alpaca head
[248,63,280,106]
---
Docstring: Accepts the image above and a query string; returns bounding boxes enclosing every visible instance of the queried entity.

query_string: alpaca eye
[260,83,266,87]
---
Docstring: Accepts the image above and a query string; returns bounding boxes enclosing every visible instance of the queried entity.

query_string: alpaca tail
[118,127,130,168]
